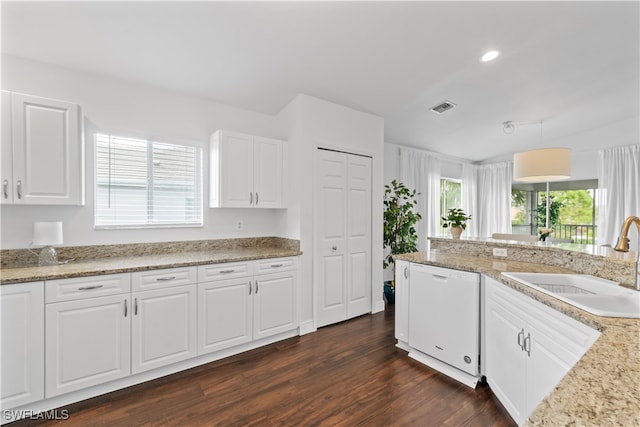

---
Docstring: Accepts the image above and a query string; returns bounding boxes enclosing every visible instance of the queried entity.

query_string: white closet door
[315,148,372,328]
[316,149,348,327]
[346,155,372,318]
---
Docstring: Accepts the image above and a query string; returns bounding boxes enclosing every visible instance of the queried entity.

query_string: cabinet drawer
[131,266,197,292]
[254,257,297,275]
[198,261,253,282]
[46,273,130,303]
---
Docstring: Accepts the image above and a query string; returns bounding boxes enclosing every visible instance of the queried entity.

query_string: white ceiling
[2,1,638,162]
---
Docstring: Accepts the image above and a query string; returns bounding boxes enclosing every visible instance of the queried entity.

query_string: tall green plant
[383,180,422,269]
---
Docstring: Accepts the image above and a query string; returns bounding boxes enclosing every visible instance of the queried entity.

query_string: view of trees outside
[511,188,597,243]
[440,179,461,228]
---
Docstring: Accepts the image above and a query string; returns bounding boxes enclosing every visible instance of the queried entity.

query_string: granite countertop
[395,251,640,426]
[0,246,302,285]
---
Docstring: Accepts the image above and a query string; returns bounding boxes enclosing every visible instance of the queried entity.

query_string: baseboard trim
[372,299,385,313]
[298,320,316,335]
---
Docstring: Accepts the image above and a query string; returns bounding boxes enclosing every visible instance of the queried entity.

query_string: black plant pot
[383,281,395,304]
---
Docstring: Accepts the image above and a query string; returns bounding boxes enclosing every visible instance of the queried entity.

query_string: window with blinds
[95,134,202,228]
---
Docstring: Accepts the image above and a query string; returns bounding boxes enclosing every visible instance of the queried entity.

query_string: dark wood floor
[17,306,515,427]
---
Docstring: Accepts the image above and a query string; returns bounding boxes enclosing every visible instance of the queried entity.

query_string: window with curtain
[440,178,461,231]
[95,134,202,228]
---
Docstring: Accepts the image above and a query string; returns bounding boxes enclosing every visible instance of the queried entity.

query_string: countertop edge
[0,249,303,285]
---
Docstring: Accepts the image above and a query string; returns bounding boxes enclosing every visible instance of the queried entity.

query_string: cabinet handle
[250,192,253,205]
[256,192,259,205]
[271,263,284,268]
[517,329,525,350]
[431,274,448,280]
[124,299,128,317]
[134,298,138,315]
[331,246,337,251]
[403,266,408,279]
[255,280,259,294]
[16,180,22,199]
[220,269,235,274]
[156,276,176,281]
[524,333,531,357]
[249,280,252,295]
[2,180,8,199]
[78,285,103,291]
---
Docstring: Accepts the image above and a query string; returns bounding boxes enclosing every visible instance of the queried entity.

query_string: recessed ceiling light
[481,50,500,62]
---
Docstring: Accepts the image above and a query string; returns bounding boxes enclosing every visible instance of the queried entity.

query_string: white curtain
[399,148,441,252]
[476,162,513,238]
[597,144,640,249]
[461,163,478,237]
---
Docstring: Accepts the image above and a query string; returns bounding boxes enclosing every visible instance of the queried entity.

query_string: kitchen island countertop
[395,250,640,427]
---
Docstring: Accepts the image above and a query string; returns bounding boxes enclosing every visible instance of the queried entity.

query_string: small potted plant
[441,208,472,240]
[383,180,422,303]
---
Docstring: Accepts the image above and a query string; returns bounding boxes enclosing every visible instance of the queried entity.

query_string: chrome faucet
[614,215,640,290]
[614,215,640,252]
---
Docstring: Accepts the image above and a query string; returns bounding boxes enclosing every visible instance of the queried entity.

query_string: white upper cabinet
[209,130,283,208]
[1,91,84,205]
[1,91,14,204]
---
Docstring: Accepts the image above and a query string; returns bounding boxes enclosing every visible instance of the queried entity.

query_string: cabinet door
[131,285,197,374]
[523,321,576,418]
[11,93,83,205]
[253,271,297,340]
[219,131,253,207]
[46,295,130,397]
[1,91,13,204]
[198,278,253,355]
[1,282,44,408]
[394,260,409,344]
[253,136,282,208]
[484,280,527,425]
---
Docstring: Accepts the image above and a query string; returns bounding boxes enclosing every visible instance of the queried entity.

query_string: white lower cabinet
[131,284,197,374]
[253,270,297,340]
[484,276,600,425]
[198,258,298,355]
[45,274,131,398]
[198,277,253,354]
[394,260,410,347]
[1,282,45,408]
[2,256,297,416]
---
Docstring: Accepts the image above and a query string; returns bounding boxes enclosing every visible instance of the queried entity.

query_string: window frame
[94,133,204,230]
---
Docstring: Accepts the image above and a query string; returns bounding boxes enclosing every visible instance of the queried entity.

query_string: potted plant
[383,180,422,303]
[441,208,472,240]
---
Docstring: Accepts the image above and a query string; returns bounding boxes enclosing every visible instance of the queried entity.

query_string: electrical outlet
[493,248,508,257]
[236,220,243,231]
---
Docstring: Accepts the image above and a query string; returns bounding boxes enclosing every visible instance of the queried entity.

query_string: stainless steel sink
[501,272,640,318]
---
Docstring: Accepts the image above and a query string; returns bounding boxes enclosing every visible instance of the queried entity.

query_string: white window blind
[95,134,202,228]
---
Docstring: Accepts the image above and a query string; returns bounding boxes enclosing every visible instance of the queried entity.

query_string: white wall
[1,55,285,248]
[278,94,385,330]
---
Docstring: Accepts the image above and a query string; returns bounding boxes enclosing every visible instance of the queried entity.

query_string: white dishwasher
[408,263,480,388]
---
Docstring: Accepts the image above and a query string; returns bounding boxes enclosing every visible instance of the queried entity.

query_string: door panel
[253,137,282,208]
[219,132,253,207]
[45,295,130,397]
[315,149,372,328]
[132,285,196,374]
[198,278,252,355]
[347,155,371,317]
[253,272,296,340]
[316,150,348,327]
[12,93,82,205]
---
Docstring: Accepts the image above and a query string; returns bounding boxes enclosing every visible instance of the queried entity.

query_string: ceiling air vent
[430,100,457,114]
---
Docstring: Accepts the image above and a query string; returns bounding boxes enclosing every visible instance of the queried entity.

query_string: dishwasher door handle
[431,274,449,280]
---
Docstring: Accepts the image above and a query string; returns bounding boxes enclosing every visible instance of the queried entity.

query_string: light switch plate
[493,248,508,257]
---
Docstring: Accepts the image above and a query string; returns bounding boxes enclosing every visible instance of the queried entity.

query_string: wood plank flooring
[15,306,516,426]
